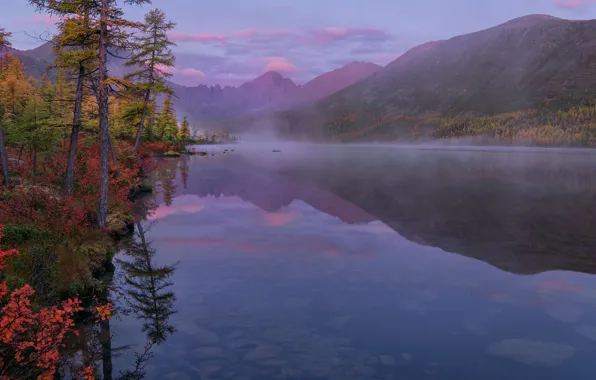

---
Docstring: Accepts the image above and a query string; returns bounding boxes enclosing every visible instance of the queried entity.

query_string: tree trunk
[133,89,151,154]
[109,135,117,165]
[97,0,109,229]
[33,147,37,176]
[17,144,24,161]
[64,64,85,195]
[0,118,9,186]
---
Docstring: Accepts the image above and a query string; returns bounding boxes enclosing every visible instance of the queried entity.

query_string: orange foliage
[0,225,85,379]
[95,302,112,322]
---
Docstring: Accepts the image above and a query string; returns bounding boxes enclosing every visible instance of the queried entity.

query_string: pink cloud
[261,57,301,73]
[262,210,301,226]
[554,0,596,8]
[234,28,258,38]
[168,31,225,44]
[155,64,205,85]
[178,67,205,78]
[171,26,390,47]
[310,27,392,45]
[24,14,63,26]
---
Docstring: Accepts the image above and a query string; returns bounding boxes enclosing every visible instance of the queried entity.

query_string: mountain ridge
[8,42,382,123]
[266,14,596,140]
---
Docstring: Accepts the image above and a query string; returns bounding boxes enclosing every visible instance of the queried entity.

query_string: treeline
[321,102,596,146]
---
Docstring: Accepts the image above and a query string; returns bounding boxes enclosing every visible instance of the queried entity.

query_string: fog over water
[94,142,596,380]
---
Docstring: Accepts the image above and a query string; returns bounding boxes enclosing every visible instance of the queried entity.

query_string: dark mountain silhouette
[263,14,596,138]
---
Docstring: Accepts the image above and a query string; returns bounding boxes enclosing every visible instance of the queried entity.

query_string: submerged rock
[487,339,576,366]
[379,355,396,366]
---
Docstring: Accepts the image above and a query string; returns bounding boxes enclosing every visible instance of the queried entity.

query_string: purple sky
[1,0,595,86]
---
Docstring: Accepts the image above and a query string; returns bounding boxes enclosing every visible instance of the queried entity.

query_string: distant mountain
[8,41,382,125]
[167,71,300,123]
[168,62,381,124]
[268,14,596,139]
[9,42,56,79]
[10,41,134,80]
[295,61,381,105]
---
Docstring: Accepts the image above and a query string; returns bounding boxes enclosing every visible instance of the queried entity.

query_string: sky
[1,0,595,87]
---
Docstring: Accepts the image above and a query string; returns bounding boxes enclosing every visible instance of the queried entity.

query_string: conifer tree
[52,10,96,194]
[0,28,11,185]
[158,92,177,143]
[125,8,176,153]
[30,0,150,228]
[179,115,190,141]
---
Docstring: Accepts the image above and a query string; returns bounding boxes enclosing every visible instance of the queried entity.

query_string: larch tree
[0,28,10,185]
[125,8,176,154]
[179,115,190,141]
[29,0,150,228]
[53,9,97,195]
[158,91,177,143]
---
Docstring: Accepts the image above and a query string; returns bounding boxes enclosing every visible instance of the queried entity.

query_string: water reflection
[159,151,596,275]
[92,147,596,379]
[117,222,177,346]
[59,220,178,380]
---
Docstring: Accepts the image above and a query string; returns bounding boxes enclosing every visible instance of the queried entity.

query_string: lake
[85,143,596,380]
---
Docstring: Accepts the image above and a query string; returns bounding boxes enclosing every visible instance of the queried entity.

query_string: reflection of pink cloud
[161,237,224,247]
[536,280,585,293]
[168,31,225,43]
[235,243,259,253]
[148,195,205,220]
[262,210,301,226]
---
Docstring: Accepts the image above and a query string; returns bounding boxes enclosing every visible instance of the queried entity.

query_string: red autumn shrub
[0,224,85,379]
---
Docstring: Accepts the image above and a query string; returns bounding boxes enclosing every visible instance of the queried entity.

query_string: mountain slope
[276,15,596,139]
[292,61,381,105]
[168,62,381,124]
[10,42,55,79]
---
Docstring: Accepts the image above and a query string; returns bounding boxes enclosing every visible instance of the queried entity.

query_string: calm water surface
[93,144,596,379]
